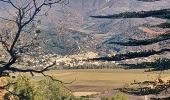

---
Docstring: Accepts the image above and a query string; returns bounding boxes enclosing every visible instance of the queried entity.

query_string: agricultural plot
[46,69,170,92]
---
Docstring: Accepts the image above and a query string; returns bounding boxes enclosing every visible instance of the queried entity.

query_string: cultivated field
[44,69,170,93]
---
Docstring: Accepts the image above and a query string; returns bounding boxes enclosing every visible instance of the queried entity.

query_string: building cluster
[0,50,167,70]
[12,52,120,69]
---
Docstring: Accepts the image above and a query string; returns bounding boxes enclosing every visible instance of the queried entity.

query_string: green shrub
[4,75,36,100]
[4,75,74,100]
[101,97,111,100]
[112,92,128,100]
[101,92,128,100]
[35,78,73,100]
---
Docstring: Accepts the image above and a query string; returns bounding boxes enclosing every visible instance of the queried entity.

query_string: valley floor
[3,69,170,100]
[45,69,170,99]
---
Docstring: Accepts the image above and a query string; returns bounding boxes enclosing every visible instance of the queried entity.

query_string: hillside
[0,0,170,55]
[39,0,170,55]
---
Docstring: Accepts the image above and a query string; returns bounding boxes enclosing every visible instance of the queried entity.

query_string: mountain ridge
[1,0,170,55]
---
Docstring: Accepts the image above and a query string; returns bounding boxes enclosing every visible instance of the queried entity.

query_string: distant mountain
[1,0,170,55]
[41,0,170,55]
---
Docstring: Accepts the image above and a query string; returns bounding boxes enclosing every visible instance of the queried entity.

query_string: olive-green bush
[112,92,128,100]
[35,78,73,100]
[101,92,128,100]
[4,75,74,100]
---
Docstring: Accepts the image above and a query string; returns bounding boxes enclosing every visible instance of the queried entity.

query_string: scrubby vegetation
[4,75,74,100]
[113,92,128,100]
[101,92,128,100]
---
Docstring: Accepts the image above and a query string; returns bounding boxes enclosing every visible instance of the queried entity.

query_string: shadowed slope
[90,9,170,19]
[90,49,170,61]
[109,33,170,46]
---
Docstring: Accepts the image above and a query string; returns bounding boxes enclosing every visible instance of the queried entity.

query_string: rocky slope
[40,0,170,55]
[1,0,170,55]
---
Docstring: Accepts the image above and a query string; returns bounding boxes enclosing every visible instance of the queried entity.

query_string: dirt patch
[0,77,7,100]
[138,27,166,36]
[67,85,151,100]
[67,85,114,92]
[73,92,100,97]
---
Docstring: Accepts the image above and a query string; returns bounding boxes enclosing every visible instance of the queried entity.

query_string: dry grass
[44,69,170,92]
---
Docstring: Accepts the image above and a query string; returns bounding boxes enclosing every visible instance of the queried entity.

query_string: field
[7,69,170,99]
[0,69,170,99]
[42,69,170,98]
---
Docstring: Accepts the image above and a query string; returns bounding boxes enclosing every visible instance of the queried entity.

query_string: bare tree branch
[0,0,66,76]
